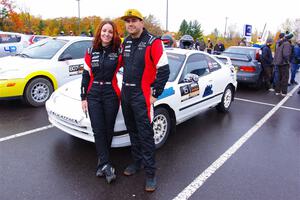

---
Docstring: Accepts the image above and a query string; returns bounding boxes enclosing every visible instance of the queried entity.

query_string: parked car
[221,46,262,88]
[0,36,92,106]
[28,35,49,45]
[46,48,237,148]
[0,31,31,57]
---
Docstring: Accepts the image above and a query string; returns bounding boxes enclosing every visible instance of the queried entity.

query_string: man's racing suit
[121,29,170,177]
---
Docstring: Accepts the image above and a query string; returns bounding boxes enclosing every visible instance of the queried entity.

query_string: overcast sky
[15,0,300,35]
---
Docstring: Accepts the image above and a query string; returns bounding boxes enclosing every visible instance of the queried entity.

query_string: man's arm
[150,39,170,98]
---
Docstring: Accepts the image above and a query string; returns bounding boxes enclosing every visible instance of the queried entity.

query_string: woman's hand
[82,100,88,115]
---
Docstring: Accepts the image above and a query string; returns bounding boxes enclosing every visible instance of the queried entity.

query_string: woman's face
[101,23,113,46]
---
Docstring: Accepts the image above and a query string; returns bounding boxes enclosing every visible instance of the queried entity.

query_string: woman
[81,20,121,183]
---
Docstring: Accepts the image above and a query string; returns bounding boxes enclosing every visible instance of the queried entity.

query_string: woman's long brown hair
[93,20,121,51]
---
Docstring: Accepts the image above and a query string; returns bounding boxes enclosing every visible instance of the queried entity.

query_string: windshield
[20,38,67,59]
[167,52,186,82]
[223,47,255,60]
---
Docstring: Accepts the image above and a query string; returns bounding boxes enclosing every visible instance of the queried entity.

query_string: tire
[153,107,171,149]
[216,85,233,113]
[24,78,54,107]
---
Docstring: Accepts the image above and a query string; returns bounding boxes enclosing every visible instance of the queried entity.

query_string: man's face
[125,17,144,36]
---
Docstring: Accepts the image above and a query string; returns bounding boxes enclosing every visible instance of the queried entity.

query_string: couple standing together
[80,9,170,192]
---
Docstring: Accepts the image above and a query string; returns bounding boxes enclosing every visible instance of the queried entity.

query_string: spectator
[273,32,285,89]
[213,40,225,55]
[88,30,93,37]
[273,33,293,96]
[261,38,274,90]
[289,39,300,85]
[69,31,74,36]
[238,37,247,46]
[206,38,213,54]
[59,31,65,36]
[199,39,206,51]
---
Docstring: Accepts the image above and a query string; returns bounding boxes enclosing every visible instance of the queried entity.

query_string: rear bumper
[236,72,260,83]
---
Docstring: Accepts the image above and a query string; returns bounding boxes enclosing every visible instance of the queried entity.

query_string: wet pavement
[0,84,299,200]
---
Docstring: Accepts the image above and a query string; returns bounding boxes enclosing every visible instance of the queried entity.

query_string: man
[261,38,274,91]
[290,40,300,85]
[120,9,170,192]
[206,38,213,54]
[213,40,225,55]
[273,33,293,96]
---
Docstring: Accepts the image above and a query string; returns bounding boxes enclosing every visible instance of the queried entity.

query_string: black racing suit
[81,45,121,168]
[121,29,170,177]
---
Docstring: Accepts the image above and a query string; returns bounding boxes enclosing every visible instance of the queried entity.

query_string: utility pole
[224,16,228,38]
[76,0,80,34]
[166,0,169,31]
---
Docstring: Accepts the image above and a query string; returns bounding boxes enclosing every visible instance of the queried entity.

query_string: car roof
[228,46,260,50]
[54,36,93,41]
[0,31,28,36]
[166,48,207,56]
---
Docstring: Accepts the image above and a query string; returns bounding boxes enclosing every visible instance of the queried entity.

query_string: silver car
[0,31,31,57]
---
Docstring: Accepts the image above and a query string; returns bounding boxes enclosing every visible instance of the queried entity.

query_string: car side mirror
[58,54,72,61]
[182,73,199,83]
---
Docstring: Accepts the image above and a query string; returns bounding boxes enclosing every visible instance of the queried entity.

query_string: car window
[33,36,47,43]
[61,41,92,60]
[167,53,186,82]
[20,38,67,59]
[206,56,221,72]
[0,34,21,44]
[181,53,209,79]
[223,47,256,60]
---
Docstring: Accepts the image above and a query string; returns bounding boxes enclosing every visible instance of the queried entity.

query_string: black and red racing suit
[81,45,121,168]
[121,29,170,177]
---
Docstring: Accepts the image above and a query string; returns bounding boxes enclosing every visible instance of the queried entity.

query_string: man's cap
[279,33,285,39]
[121,9,143,21]
[266,38,273,43]
[285,33,294,40]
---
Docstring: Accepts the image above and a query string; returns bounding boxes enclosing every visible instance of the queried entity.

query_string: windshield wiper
[16,53,32,58]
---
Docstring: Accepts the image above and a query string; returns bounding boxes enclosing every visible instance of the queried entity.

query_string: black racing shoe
[102,164,116,184]
[145,176,157,192]
[97,164,116,183]
[123,163,142,176]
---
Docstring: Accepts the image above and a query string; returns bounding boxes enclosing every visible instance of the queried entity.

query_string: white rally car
[0,36,92,106]
[46,49,237,148]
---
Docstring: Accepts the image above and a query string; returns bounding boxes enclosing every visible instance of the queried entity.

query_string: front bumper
[0,78,26,98]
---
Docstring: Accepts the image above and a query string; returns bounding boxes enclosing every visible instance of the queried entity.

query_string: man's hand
[150,96,157,104]
[81,100,88,117]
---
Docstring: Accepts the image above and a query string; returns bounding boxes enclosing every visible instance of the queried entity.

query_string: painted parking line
[236,97,300,112]
[0,125,54,143]
[173,85,299,200]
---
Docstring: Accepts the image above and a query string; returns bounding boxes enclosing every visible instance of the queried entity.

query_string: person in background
[206,38,213,54]
[238,37,247,46]
[120,9,170,192]
[272,33,286,89]
[195,39,200,50]
[289,39,300,85]
[213,40,225,55]
[69,30,74,36]
[199,38,206,51]
[261,38,274,91]
[81,20,122,184]
[273,33,293,96]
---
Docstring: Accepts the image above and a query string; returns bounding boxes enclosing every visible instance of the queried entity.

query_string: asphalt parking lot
[1,82,299,200]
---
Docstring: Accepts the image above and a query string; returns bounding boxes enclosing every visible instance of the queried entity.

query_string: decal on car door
[180,82,200,102]
[69,64,84,76]
[203,84,213,97]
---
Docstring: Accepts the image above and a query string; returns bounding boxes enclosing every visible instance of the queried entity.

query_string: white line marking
[173,85,300,200]
[0,125,54,142]
[235,97,275,107]
[280,105,300,112]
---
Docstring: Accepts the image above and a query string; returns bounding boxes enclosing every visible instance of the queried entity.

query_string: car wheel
[24,78,53,107]
[153,107,171,149]
[216,85,233,113]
